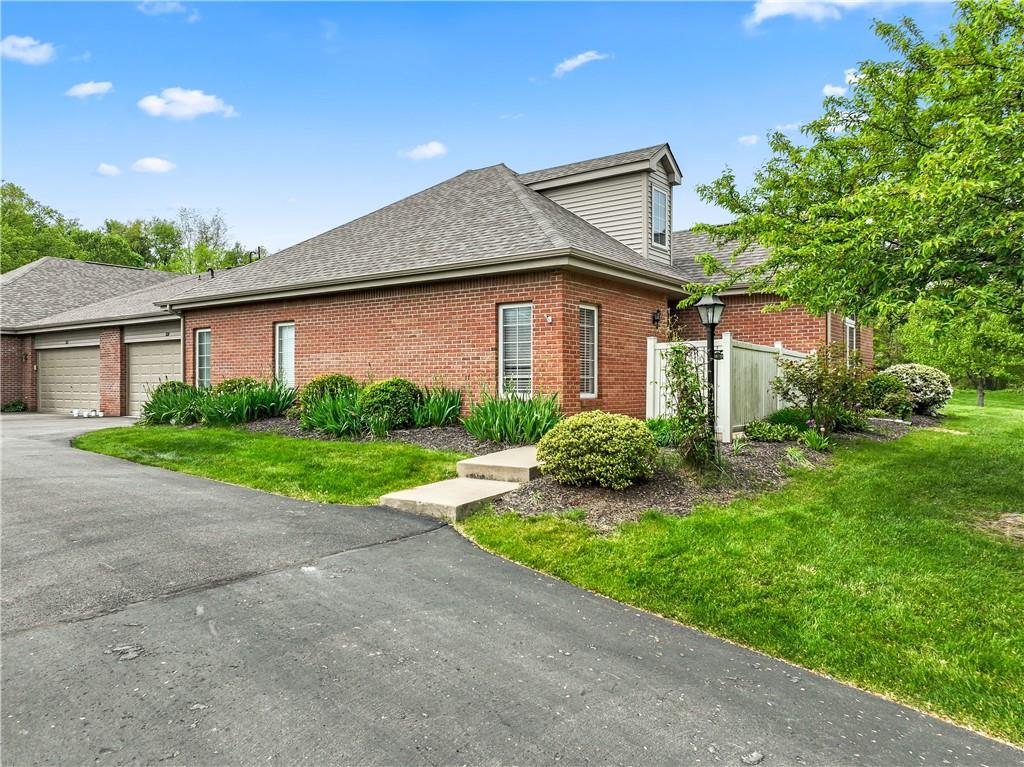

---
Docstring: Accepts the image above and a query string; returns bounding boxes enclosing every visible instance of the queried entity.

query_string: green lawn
[461,390,1024,744]
[75,426,468,505]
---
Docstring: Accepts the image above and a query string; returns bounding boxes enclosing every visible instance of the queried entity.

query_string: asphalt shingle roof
[1,258,180,331]
[517,145,668,186]
[167,163,687,306]
[20,274,198,330]
[670,230,771,284]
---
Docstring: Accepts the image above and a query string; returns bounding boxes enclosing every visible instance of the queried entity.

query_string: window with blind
[579,305,598,397]
[276,322,295,387]
[195,329,211,389]
[499,304,532,397]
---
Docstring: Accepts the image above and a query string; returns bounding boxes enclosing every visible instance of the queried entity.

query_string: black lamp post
[695,295,726,438]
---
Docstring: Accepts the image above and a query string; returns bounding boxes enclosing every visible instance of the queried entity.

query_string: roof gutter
[161,249,688,311]
[12,311,177,335]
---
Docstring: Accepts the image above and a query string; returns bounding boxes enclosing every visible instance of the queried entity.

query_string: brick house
[2,144,871,419]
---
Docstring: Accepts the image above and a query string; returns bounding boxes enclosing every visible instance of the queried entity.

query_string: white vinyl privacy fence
[646,333,808,443]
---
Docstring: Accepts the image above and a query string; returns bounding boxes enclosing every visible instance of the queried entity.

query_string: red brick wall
[181,270,671,419]
[673,293,827,353]
[99,328,126,416]
[1,334,36,409]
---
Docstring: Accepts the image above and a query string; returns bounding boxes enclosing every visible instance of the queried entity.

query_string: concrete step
[379,477,520,522]
[456,446,540,483]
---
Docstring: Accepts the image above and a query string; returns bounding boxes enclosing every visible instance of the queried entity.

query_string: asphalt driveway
[2,415,1020,766]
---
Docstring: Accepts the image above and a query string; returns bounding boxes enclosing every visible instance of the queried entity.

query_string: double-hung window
[499,303,532,397]
[651,186,668,248]
[579,305,598,398]
[275,322,295,387]
[844,317,857,366]
[195,329,211,389]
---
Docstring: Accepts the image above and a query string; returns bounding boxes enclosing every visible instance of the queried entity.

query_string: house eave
[162,250,686,311]
[14,311,177,335]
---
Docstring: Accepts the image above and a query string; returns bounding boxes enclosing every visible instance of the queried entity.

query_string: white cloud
[136,2,200,22]
[738,134,760,146]
[132,157,176,174]
[399,140,448,160]
[745,0,907,28]
[1,35,56,65]
[822,83,848,97]
[552,50,609,78]
[844,67,861,84]
[66,81,113,98]
[96,163,121,176]
[72,51,92,63]
[774,122,801,132]
[138,87,237,119]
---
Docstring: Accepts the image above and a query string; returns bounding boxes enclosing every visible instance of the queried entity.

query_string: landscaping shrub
[300,388,365,437]
[865,373,913,419]
[882,364,953,414]
[141,382,205,425]
[538,411,657,490]
[833,407,869,433]
[744,419,800,442]
[210,377,260,397]
[413,385,463,428]
[765,406,811,431]
[646,417,681,447]
[862,408,890,418]
[299,373,360,411]
[462,391,561,445]
[661,343,717,467]
[1,399,27,413]
[357,377,422,430]
[200,379,297,426]
[800,429,835,451]
[771,343,871,433]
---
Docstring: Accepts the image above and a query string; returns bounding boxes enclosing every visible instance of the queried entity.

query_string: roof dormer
[518,144,681,264]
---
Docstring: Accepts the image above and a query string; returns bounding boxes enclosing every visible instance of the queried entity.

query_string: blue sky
[3,1,955,252]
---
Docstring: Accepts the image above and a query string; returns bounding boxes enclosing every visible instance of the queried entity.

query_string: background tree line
[1,181,264,275]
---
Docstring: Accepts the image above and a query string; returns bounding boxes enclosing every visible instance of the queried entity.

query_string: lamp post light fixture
[695,294,726,439]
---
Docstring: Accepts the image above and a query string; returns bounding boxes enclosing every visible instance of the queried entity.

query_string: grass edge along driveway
[75,425,467,506]
[460,391,1024,746]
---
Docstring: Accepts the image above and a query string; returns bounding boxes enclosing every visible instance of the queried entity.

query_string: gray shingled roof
[20,274,198,330]
[167,164,686,306]
[671,230,771,284]
[1,258,180,331]
[517,145,668,186]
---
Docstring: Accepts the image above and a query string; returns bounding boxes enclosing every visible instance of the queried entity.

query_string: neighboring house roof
[165,163,689,308]
[19,274,198,331]
[1,257,180,331]
[518,144,677,186]
[671,230,772,285]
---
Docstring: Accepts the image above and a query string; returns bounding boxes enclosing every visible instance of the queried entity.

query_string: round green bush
[765,406,811,431]
[210,377,260,396]
[538,411,657,490]
[882,364,953,414]
[357,377,422,430]
[300,373,359,410]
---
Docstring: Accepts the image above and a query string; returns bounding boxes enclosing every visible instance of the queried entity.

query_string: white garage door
[127,340,182,417]
[37,347,101,413]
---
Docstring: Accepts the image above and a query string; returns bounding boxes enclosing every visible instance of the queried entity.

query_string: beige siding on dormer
[540,172,646,254]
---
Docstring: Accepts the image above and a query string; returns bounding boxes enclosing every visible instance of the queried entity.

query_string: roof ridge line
[496,165,569,250]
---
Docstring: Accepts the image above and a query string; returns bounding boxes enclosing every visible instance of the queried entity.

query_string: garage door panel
[37,348,100,413]
[128,341,181,417]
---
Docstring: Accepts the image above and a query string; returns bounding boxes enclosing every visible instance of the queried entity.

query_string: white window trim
[498,303,533,397]
[844,317,857,365]
[651,184,669,251]
[195,328,211,388]
[579,304,598,399]
[275,321,296,387]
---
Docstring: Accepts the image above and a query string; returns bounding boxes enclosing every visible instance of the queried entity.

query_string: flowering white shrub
[882,364,953,414]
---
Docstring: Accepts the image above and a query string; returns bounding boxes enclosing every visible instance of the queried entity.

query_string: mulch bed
[494,419,914,530]
[244,418,503,456]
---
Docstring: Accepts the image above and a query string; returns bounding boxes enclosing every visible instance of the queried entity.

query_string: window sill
[580,393,598,400]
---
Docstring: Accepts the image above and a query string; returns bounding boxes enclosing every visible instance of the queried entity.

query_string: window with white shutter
[579,305,598,398]
[499,304,532,397]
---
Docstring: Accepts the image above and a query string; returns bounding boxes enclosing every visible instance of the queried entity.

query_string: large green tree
[897,295,1024,406]
[688,0,1023,323]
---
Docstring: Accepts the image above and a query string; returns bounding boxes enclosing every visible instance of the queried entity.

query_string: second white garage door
[37,347,101,413]
[127,340,182,417]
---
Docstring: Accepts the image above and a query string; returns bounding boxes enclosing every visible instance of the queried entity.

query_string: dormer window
[651,186,668,248]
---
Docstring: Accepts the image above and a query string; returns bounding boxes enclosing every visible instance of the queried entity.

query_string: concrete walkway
[3,415,1020,766]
